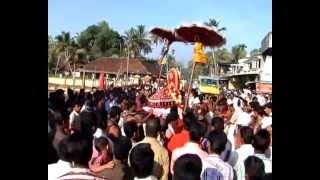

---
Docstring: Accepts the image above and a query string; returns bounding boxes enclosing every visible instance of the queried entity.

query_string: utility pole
[126,43,130,87]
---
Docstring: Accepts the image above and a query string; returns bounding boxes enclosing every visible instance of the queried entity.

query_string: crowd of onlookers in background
[48,85,272,180]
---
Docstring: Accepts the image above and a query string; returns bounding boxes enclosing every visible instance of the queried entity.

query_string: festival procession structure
[144,22,226,118]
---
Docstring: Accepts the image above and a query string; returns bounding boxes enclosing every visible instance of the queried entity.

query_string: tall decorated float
[144,23,226,117]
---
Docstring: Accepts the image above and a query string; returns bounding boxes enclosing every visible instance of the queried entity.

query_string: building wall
[260,55,272,82]
[48,77,140,89]
[48,77,99,87]
[261,32,272,52]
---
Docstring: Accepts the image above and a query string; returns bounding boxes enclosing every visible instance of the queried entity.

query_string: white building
[226,56,263,76]
[260,32,272,83]
[223,32,271,80]
[219,32,272,91]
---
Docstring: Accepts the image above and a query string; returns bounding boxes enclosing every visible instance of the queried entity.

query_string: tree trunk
[55,56,61,77]
[82,70,86,89]
[73,61,76,89]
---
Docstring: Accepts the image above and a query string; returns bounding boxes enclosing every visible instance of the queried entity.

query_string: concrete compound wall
[48,77,140,90]
[49,77,99,87]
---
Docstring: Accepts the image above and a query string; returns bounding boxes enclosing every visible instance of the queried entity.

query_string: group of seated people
[48,87,272,180]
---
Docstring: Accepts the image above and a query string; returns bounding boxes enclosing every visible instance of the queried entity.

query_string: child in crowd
[89,137,115,173]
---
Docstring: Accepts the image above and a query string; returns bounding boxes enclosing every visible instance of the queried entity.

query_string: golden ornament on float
[192,42,207,64]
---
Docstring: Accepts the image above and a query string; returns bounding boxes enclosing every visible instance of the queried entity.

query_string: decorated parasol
[174,22,226,110]
[150,27,185,82]
[150,27,184,44]
[175,22,226,47]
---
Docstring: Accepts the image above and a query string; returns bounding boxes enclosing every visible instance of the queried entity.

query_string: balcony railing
[225,68,261,76]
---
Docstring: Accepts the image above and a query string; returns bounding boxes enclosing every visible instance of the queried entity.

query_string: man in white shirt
[236,110,251,127]
[253,129,272,173]
[48,137,71,180]
[230,126,254,180]
[202,131,233,180]
[261,116,272,129]
[48,160,71,180]
[69,101,81,133]
[188,89,200,108]
[236,101,257,127]
[262,102,272,129]
[256,94,266,106]
[170,122,208,175]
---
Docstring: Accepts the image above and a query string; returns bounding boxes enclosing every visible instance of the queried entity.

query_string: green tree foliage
[54,31,79,73]
[204,18,227,75]
[48,35,57,73]
[124,25,152,58]
[77,21,122,59]
[204,18,227,32]
[250,48,261,57]
[186,60,209,80]
[232,44,247,62]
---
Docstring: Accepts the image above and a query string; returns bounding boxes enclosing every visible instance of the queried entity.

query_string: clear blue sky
[49,0,271,65]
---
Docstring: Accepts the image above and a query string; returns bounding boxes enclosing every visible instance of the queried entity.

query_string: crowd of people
[48,85,272,180]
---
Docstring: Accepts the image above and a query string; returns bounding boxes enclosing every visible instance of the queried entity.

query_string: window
[200,78,217,85]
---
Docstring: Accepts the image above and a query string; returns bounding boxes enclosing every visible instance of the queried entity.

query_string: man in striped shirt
[56,133,108,180]
[202,131,234,180]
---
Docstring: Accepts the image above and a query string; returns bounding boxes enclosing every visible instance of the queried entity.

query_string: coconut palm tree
[150,33,164,47]
[135,25,152,56]
[232,44,247,63]
[204,18,227,75]
[48,35,57,73]
[204,19,227,32]
[124,25,152,58]
[205,48,232,75]
[54,31,79,77]
[124,27,139,58]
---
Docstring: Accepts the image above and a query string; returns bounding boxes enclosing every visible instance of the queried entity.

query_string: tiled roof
[82,57,160,75]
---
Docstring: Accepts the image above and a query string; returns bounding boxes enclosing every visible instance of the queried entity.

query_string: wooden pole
[82,70,86,89]
[184,62,196,111]
[126,46,129,87]
[73,62,76,89]
[66,62,74,90]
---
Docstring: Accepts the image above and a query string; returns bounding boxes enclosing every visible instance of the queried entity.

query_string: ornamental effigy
[142,68,183,119]
[147,68,182,109]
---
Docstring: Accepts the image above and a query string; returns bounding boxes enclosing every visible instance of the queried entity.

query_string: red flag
[98,72,105,90]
